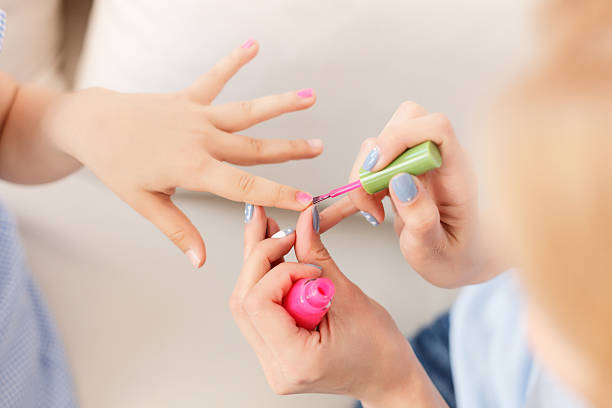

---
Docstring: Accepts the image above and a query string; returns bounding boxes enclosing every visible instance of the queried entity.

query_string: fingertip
[296,88,315,101]
[306,138,324,154]
[185,240,206,269]
[240,38,259,52]
[295,191,314,210]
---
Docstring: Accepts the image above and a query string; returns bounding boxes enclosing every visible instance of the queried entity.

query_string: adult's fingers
[369,110,460,174]
[188,161,313,211]
[186,39,259,105]
[246,263,321,347]
[388,173,444,251]
[131,191,206,268]
[318,197,358,233]
[364,101,427,172]
[244,205,268,261]
[235,230,296,301]
[208,132,323,165]
[346,138,386,223]
[206,89,316,132]
[294,206,348,284]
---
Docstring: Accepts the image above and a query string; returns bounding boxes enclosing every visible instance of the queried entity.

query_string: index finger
[192,161,313,211]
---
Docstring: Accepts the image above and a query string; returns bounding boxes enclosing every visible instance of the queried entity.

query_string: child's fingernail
[241,38,255,49]
[391,173,418,203]
[307,138,323,150]
[244,203,254,223]
[296,192,313,205]
[297,88,314,98]
[305,263,322,270]
[312,205,320,233]
[271,228,294,239]
[360,210,379,226]
[362,146,380,171]
[185,249,201,268]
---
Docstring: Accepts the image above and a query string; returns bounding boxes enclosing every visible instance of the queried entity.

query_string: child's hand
[231,206,445,407]
[320,102,498,288]
[44,40,321,267]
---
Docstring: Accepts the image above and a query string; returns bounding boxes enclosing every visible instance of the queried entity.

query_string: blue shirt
[450,272,589,408]
[0,201,77,407]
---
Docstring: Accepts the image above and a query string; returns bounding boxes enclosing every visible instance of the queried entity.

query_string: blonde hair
[486,0,612,403]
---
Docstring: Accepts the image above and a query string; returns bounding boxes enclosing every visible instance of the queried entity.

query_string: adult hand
[319,102,499,288]
[231,205,446,407]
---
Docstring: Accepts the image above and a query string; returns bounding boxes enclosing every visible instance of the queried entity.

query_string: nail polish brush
[312,141,442,204]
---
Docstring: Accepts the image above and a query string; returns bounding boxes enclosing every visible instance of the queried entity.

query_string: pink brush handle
[329,180,362,198]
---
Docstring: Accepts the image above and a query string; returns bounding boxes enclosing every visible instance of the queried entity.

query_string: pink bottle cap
[304,278,335,309]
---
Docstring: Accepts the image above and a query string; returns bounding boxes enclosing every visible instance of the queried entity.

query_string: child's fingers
[388,173,443,249]
[186,39,259,105]
[190,161,312,211]
[245,263,321,347]
[206,90,316,133]
[244,205,268,261]
[132,191,206,268]
[347,138,386,224]
[234,230,296,301]
[208,132,322,165]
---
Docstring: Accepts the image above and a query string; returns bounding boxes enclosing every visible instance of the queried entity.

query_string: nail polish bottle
[283,277,335,330]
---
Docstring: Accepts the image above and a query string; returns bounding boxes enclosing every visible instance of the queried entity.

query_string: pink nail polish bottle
[283,277,335,330]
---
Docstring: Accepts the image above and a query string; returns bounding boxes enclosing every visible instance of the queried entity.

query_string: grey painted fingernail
[361,146,380,171]
[391,173,418,203]
[271,228,294,239]
[305,263,322,270]
[360,210,379,226]
[244,203,254,223]
[312,205,320,233]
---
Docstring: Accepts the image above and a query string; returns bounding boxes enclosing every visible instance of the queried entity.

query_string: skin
[0,40,321,267]
[231,205,447,407]
[320,101,507,288]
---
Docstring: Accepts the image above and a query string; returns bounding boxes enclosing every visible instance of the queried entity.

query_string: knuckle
[238,173,257,195]
[248,137,263,155]
[398,100,421,114]
[272,184,288,207]
[239,101,253,117]
[270,381,293,396]
[243,292,264,316]
[410,208,439,236]
[288,139,302,151]
[429,112,453,136]
[313,245,332,263]
[167,229,187,246]
[228,293,242,316]
[361,137,377,149]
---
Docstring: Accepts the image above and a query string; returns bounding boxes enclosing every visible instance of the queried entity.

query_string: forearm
[360,344,448,408]
[0,73,81,184]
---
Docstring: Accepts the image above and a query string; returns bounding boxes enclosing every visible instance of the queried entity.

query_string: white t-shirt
[75,0,528,194]
[450,272,589,408]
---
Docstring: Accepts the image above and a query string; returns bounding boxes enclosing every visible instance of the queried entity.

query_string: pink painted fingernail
[241,38,255,49]
[185,249,201,268]
[297,88,314,98]
[296,192,313,205]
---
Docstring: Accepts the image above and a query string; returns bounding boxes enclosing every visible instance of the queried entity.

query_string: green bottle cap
[359,141,442,194]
